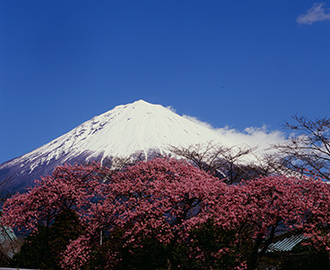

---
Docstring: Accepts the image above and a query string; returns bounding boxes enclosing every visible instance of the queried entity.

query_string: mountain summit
[0,100,237,193]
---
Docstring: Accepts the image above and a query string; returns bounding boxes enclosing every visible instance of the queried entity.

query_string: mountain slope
[0,100,238,194]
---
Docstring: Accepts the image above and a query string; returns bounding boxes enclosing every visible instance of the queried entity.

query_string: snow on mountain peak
[78,99,235,159]
[3,100,237,170]
[0,100,286,193]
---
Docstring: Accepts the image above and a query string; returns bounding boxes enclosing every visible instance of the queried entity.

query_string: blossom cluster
[2,158,330,269]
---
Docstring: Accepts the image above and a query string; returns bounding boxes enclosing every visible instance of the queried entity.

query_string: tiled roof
[0,217,18,259]
[267,234,308,253]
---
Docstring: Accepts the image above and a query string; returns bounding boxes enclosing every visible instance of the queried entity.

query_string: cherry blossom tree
[60,159,330,269]
[61,158,229,269]
[1,162,110,268]
[207,175,330,270]
[274,115,330,180]
[3,158,330,269]
[169,142,258,183]
[2,162,110,232]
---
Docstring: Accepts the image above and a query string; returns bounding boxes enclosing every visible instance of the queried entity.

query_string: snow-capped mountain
[0,100,243,194]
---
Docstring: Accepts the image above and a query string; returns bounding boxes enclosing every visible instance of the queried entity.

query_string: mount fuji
[0,100,256,194]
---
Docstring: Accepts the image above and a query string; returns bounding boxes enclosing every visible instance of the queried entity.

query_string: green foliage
[120,237,168,270]
[92,219,243,270]
[170,220,243,270]
[280,251,330,270]
[9,210,83,270]
[87,229,168,270]
[280,245,330,270]
[9,225,53,269]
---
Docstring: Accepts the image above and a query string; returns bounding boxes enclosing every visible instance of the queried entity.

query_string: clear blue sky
[1,0,330,163]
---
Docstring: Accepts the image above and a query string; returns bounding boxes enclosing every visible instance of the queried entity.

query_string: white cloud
[183,115,286,156]
[215,126,286,155]
[182,115,214,130]
[297,3,330,25]
[166,105,176,113]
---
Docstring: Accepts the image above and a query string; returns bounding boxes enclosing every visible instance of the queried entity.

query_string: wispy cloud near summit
[183,115,286,155]
[297,3,330,25]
